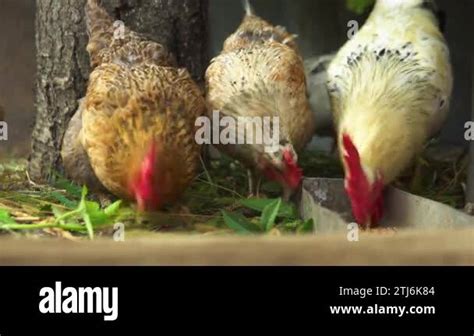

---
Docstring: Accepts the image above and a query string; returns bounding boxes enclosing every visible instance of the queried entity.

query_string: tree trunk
[29,0,208,183]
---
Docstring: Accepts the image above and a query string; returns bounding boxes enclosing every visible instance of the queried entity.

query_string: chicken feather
[205,1,314,198]
[61,0,205,210]
[327,0,453,227]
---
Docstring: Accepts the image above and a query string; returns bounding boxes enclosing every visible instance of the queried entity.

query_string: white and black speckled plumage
[327,0,453,184]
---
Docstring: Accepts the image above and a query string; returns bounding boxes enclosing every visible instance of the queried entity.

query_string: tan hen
[205,0,315,199]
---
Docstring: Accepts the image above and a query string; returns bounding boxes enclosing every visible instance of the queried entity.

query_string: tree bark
[29,0,208,183]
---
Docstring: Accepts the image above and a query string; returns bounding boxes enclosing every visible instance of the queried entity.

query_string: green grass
[0,154,322,239]
[0,145,468,240]
[0,162,131,240]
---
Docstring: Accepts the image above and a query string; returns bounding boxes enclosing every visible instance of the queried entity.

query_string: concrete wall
[0,0,472,156]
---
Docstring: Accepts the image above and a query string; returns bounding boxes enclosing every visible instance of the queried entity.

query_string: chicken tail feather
[242,0,255,16]
[85,0,115,65]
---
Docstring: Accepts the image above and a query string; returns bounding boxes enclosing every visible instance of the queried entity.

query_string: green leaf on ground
[53,176,83,199]
[240,198,298,219]
[298,219,314,234]
[0,209,17,225]
[260,198,282,232]
[104,200,123,217]
[222,211,261,234]
[50,191,78,209]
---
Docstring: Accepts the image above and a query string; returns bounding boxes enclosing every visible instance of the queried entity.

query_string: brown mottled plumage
[61,0,205,210]
[205,0,314,198]
[85,0,176,69]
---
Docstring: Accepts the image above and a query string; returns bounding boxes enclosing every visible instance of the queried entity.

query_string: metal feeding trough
[298,178,474,233]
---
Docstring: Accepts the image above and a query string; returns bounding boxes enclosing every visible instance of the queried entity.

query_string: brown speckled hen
[61,0,206,211]
[205,0,314,199]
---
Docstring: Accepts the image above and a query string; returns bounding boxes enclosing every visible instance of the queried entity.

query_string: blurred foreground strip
[0,229,472,266]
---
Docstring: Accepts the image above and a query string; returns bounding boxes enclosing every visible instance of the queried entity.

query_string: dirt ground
[0,228,473,266]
